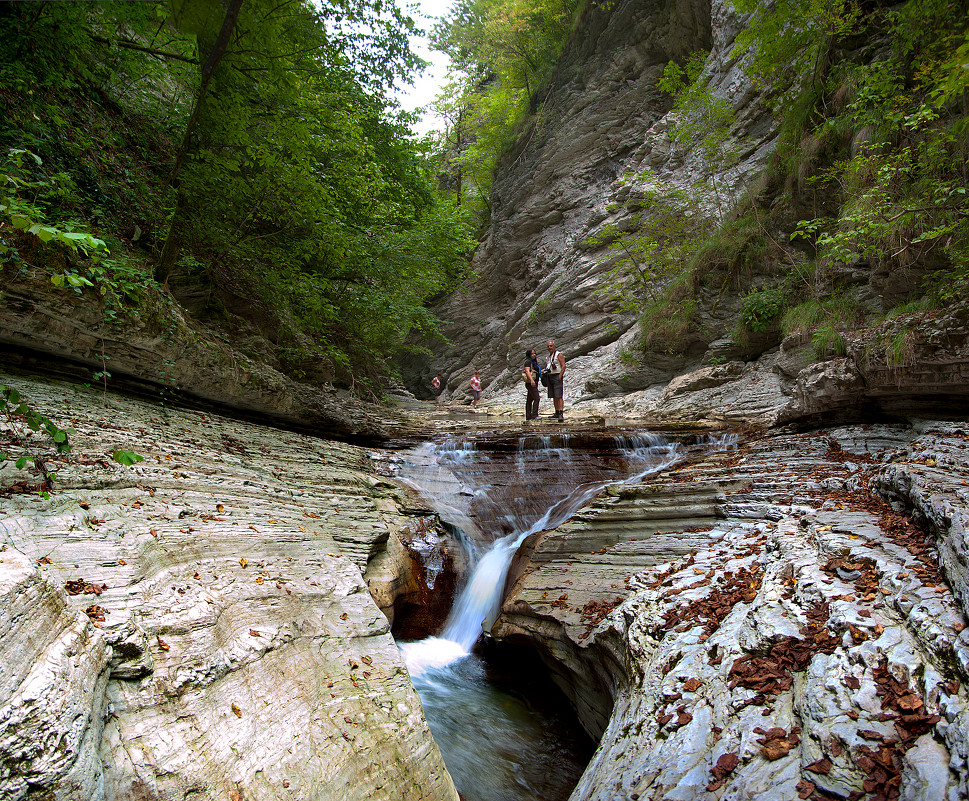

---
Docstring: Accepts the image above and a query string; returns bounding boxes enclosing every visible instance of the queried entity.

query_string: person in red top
[469,370,481,407]
[430,372,443,397]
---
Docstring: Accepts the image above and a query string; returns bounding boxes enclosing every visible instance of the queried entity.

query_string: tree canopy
[0,0,475,391]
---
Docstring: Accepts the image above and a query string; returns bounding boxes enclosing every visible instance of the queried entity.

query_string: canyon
[2,0,969,798]
[3,366,969,800]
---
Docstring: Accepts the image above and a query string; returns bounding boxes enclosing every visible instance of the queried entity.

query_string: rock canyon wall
[408,0,781,414]
[407,0,969,429]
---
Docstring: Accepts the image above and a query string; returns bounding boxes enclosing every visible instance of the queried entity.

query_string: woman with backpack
[522,348,542,420]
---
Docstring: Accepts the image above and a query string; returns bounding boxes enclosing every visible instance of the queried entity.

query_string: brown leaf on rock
[231,703,242,718]
[805,758,832,774]
[156,635,170,651]
[796,780,815,799]
[706,752,739,791]
[756,727,800,761]
[683,678,703,692]
[845,675,861,690]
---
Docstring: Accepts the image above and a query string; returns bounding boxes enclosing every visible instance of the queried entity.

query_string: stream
[393,431,689,801]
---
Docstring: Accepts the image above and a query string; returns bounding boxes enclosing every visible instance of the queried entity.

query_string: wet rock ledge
[0,370,457,801]
[495,422,969,800]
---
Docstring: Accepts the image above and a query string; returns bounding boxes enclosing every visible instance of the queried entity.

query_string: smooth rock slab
[0,371,457,801]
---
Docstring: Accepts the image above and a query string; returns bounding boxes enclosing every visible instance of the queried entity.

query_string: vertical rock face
[0,371,457,801]
[409,0,779,409]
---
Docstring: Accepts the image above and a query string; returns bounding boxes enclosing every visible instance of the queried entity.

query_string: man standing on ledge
[546,340,566,421]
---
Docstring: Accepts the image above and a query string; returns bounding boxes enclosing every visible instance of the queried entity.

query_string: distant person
[430,372,443,398]
[546,340,565,421]
[522,348,541,420]
[469,370,481,407]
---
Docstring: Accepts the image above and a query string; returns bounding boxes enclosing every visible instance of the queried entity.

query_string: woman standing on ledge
[546,340,565,421]
[523,349,541,420]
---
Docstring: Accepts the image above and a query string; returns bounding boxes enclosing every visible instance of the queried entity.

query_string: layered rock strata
[408,0,780,408]
[494,422,969,800]
[0,276,400,441]
[0,370,457,801]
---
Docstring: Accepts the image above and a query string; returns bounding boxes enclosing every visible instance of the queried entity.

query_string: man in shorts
[545,340,566,421]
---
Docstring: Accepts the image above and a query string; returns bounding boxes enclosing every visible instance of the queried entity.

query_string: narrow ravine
[392,431,686,801]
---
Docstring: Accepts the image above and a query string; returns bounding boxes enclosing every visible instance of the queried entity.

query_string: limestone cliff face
[410,0,780,411]
[0,371,457,801]
[410,0,969,428]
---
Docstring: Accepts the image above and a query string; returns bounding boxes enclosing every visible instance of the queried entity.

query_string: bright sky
[395,0,454,136]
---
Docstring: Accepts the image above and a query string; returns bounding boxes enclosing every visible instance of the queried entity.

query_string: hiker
[522,348,541,420]
[546,340,566,421]
[430,372,443,397]
[469,370,481,407]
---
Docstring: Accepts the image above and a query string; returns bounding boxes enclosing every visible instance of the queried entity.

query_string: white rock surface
[0,371,457,801]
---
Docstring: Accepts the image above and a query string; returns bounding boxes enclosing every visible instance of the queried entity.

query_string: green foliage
[782,289,870,358]
[738,285,789,333]
[0,384,70,493]
[0,149,107,268]
[659,51,741,195]
[811,323,848,358]
[585,170,716,317]
[733,0,969,317]
[0,0,475,387]
[431,0,586,217]
[112,449,144,466]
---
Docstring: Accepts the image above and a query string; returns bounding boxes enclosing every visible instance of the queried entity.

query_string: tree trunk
[154,0,245,285]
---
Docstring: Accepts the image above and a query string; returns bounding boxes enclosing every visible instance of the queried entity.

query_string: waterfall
[394,429,692,801]
[399,431,680,674]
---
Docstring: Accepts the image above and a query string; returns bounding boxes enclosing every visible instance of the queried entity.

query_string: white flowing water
[395,431,682,801]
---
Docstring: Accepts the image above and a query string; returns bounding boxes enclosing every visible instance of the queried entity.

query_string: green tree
[0,0,475,388]
[430,0,585,215]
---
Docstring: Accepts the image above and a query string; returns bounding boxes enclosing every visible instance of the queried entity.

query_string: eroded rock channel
[2,369,969,801]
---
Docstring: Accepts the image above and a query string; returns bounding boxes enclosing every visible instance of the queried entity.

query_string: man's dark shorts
[547,374,563,399]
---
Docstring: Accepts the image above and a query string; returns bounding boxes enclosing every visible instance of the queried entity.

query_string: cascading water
[394,430,681,801]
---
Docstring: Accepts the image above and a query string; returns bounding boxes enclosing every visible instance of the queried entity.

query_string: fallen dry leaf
[805,758,832,775]
[231,703,242,718]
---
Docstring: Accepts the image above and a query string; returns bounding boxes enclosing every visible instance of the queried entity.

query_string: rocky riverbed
[3,367,969,801]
